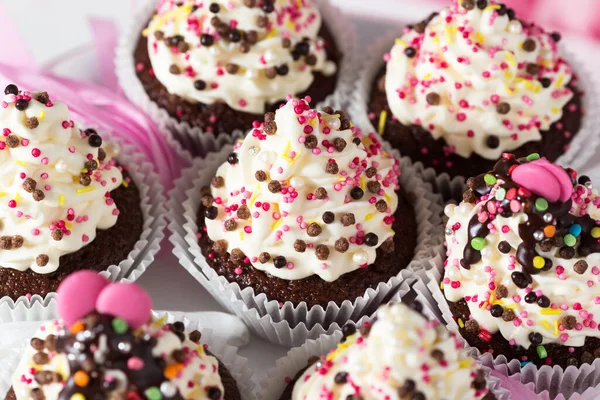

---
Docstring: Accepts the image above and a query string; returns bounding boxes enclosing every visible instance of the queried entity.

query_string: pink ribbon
[0,63,183,189]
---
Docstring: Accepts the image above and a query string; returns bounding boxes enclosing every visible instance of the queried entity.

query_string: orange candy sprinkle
[544,225,556,238]
[70,321,85,334]
[164,363,184,379]
[73,371,89,387]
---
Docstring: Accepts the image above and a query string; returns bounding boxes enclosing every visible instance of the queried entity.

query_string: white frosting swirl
[11,318,224,400]
[444,181,600,349]
[145,0,337,114]
[385,0,574,159]
[0,90,122,274]
[292,303,490,400]
[206,98,400,281]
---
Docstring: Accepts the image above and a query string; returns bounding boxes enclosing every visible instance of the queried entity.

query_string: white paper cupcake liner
[167,143,444,346]
[116,0,358,159]
[346,26,600,180]
[0,311,255,400]
[0,128,167,323]
[258,312,510,400]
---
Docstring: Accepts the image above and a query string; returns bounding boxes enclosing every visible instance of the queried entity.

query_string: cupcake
[0,84,144,300]
[366,0,582,179]
[6,271,241,399]
[278,302,496,400]
[444,152,600,368]
[133,0,340,136]
[197,96,418,308]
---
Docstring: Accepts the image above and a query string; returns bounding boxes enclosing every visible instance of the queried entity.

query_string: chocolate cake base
[0,173,144,300]
[449,297,600,369]
[134,23,342,135]
[196,190,417,308]
[367,64,583,180]
[4,352,241,400]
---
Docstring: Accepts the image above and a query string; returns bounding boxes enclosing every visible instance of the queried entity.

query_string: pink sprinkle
[31,229,40,236]
[68,146,76,153]
[234,267,243,275]
[82,235,89,243]
[127,357,144,370]
[41,157,49,165]
[31,148,41,158]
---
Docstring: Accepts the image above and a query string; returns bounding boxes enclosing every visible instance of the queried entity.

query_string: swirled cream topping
[444,154,600,350]
[144,0,337,114]
[12,317,224,400]
[205,98,400,281]
[0,87,123,274]
[291,303,491,400]
[385,0,574,160]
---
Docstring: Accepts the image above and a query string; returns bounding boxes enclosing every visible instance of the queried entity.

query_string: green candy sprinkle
[535,198,548,212]
[145,387,162,400]
[564,234,577,247]
[536,345,547,359]
[495,188,506,201]
[471,237,486,251]
[484,174,497,185]
[526,153,540,161]
[112,318,128,334]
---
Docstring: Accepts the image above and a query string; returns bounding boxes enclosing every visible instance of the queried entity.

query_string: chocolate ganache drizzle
[460,153,599,287]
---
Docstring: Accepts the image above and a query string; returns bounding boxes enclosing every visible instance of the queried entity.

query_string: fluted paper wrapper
[167,144,444,347]
[116,0,358,158]
[257,315,510,400]
[347,28,600,181]
[0,131,167,322]
[0,311,255,400]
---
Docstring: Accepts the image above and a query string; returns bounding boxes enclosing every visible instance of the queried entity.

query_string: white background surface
[0,0,599,387]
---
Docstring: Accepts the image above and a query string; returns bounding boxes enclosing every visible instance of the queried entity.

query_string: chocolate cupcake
[0,85,146,300]
[129,0,342,138]
[6,271,241,400]
[198,96,417,308]
[276,302,497,400]
[444,153,600,369]
[361,0,583,179]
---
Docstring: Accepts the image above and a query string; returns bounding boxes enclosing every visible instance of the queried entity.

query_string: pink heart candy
[57,271,110,327]
[96,283,153,329]
[511,159,572,203]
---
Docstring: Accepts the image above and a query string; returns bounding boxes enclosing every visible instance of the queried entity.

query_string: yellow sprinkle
[504,51,517,68]
[197,345,205,356]
[360,176,366,191]
[76,186,96,195]
[365,213,374,221]
[38,110,46,121]
[504,86,517,94]
[555,74,565,88]
[326,335,357,361]
[395,38,407,47]
[153,316,168,327]
[485,4,501,11]
[378,111,387,135]
[271,218,283,232]
[15,161,26,167]
[540,309,562,315]
[248,185,260,207]
[554,320,560,336]
[121,180,129,188]
[591,227,600,239]
[551,107,560,114]
[474,32,485,44]
[266,29,278,39]
[58,194,65,206]
[423,73,432,80]
[457,318,464,328]
[459,359,474,369]
[285,20,295,32]
[65,222,72,230]
[480,301,489,310]
[282,140,291,158]
[14,192,19,202]
[533,256,545,269]
[504,72,514,80]
[444,24,454,44]
[384,193,392,203]
[503,303,517,309]
[144,4,192,36]
[0,192,5,197]
[541,320,551,331]
[239,231,244,241]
